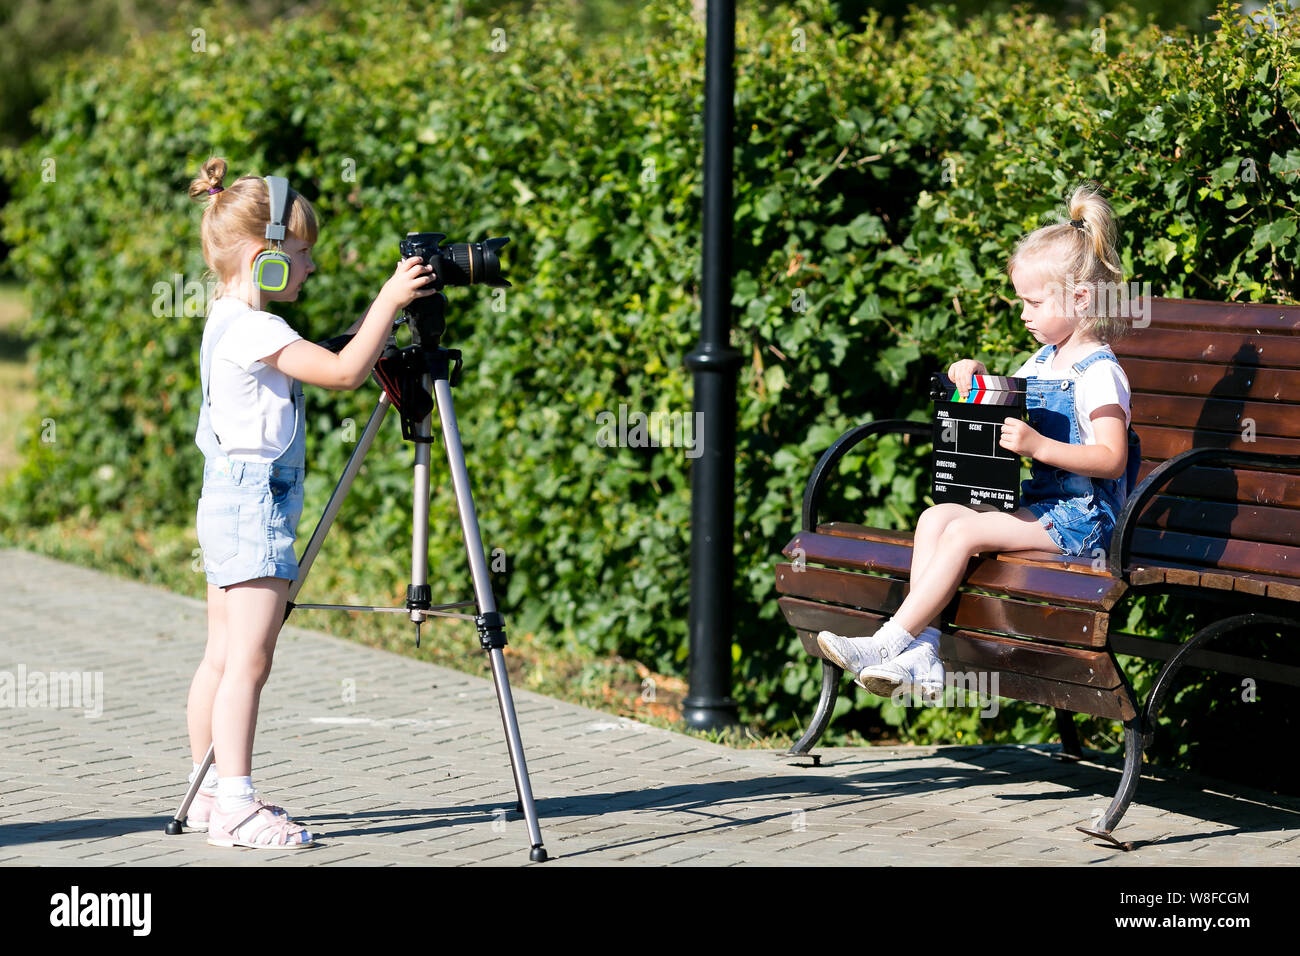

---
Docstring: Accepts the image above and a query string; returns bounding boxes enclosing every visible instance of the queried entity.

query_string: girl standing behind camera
[182,156,435,849]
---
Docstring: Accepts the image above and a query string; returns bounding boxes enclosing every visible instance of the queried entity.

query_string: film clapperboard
[929,372,1028,512]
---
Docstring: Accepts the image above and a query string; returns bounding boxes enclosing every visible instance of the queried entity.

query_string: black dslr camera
[397,232,510,343]
[319,233,512,439]
[398,232,511,292]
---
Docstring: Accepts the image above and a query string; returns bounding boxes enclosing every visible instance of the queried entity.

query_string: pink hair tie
[208,186,223,195]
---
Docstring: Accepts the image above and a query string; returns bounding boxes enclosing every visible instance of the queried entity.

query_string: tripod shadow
[0,806,499,851]
[0,814,168,849]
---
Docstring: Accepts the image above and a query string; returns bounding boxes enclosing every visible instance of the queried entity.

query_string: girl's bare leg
[210,577,290,778]
[187,583,230,765]
[908,503,984,631]
[890,507,1055,637]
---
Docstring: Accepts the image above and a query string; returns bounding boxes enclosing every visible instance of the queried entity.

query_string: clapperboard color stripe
[929,372,1028,512]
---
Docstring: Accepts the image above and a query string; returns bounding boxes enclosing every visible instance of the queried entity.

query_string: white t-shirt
[205,297,303,462]
[1008,346,1132,446]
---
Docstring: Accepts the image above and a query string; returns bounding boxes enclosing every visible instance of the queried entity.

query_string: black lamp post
[683,0,742,731]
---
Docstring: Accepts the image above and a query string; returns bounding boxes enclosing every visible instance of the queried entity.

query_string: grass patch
[0,281,37,476]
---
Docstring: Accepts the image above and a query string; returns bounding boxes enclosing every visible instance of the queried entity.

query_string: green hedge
[3,0,1300,768]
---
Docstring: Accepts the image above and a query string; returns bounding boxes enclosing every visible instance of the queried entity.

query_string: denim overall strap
[1028,344,1053,367]
[1070,345,1119,375]
[195,307,240,463]
[1068,345,1141,500]
[278,377,305,471]
[1024,345,1083,447]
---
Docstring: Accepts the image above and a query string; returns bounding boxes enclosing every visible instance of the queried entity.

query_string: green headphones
[252,175,292,293]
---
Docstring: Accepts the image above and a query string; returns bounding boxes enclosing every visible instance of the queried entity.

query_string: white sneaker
[857,633,945,699]
[816,626,905,674]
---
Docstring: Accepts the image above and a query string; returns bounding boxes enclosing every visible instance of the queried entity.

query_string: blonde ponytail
[1007,181,1129,343]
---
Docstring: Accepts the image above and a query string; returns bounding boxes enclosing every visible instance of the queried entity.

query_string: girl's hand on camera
[1000,417,1043,458]
[946,358,988,400]
[380,256,437,310]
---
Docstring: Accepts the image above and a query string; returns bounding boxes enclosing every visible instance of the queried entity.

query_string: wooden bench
[775,297,1300,849]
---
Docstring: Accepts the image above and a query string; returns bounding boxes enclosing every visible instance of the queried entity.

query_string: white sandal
[207,804,313,849]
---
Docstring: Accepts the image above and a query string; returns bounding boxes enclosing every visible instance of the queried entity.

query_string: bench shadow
[1134,342,1257,567]
[321,745,1300,859]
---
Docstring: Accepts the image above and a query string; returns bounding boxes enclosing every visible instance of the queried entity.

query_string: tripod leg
[164,742,216,834]
[288,393,392,610]
[431,377,547,862]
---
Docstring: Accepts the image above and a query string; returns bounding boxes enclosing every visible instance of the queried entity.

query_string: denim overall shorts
[1021,344,1138,557]
[194,311,306,588]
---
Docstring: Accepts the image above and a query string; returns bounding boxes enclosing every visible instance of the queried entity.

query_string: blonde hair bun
[188,156,228,201]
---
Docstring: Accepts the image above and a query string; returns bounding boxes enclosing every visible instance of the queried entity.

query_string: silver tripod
[166,304,547,862]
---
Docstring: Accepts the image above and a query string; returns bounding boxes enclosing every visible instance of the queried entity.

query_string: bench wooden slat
[1126,357,1300,401]
[1114,327,1300,368]
[968,668,1136,721]
[1229,570,1300,602]
[1125,558,1255,592]
[1132,393,1300,437]
[778,597,884,655]
[786,531,1127,609]
[816,523,1109,575]
[1140,299,1300,334]
[1131,527,1300,580]
[940,630,1135,720]
[940,629,1122,688]
[949,596,1108,648]
[1134,461,1300,509]
[786,623,1136,720]
[1137,495,1300,548]
[778,599,1133,717]
[774,563,907,617]
[775,563,1108,647]
[1134,422,1300,461]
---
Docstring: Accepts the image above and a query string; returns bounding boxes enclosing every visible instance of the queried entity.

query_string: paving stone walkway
[1,548,1297,866]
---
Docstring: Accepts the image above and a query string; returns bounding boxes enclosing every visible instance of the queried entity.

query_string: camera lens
[444,238,511,287]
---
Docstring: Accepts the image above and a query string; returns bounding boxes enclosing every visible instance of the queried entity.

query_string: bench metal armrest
[802,419,932,532]
[1107,447,1300,578]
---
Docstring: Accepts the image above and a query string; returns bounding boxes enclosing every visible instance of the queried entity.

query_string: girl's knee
[199,651,226,679]
[918,502,964,531]
[222,648,275,685]
[938,515,984,553]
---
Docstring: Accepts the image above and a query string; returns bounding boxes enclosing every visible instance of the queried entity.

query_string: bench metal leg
[788,660,840,756]
[1076,611,1296,850]
[1076,715,1143,850]
[1053,709,1082,761]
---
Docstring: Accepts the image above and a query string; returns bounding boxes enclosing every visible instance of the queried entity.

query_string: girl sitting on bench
[817,182,1135,700]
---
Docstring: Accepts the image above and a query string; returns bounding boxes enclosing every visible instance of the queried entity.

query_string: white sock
[909,627,942,660]
[916,626,941,649]
[189,762,219,792]
[217,775,256,812]
[876,619,915,658]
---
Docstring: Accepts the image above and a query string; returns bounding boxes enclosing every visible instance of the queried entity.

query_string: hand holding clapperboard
[929,372,1029,512]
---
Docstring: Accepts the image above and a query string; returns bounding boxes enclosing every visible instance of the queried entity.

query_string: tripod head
[404,287,449,350]
[316,294,463,445]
